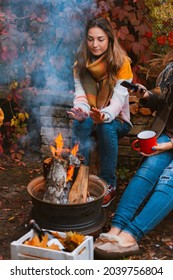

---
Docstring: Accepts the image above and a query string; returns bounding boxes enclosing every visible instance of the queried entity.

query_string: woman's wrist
[170,138,173,149]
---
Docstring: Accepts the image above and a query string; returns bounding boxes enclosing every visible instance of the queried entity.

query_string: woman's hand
[140,142,173,156]
[129,84,149,99]
[90,107,105,124]
[67,108,89,121]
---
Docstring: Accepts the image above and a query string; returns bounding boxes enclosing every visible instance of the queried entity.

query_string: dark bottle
[29,219,45,242]
[29,219,55,242]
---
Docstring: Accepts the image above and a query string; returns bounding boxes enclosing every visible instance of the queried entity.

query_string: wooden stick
[68,164,89,204]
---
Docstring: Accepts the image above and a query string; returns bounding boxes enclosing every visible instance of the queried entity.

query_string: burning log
[68,164,89,204]
[43,153,81,204]
[43,157,69,204]
[43,133,89,204]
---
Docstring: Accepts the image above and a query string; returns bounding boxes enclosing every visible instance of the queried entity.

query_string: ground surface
[0,153,173,260]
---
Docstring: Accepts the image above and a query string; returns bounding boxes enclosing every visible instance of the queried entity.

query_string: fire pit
[27,175,107,235]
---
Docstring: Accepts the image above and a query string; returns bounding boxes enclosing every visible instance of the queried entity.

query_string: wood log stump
[43,157,70,204]
[43,154,89,204]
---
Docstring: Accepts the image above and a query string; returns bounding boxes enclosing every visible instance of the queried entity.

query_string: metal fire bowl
[27,175,108,236]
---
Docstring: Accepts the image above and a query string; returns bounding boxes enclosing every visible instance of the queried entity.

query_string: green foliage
[144,0,173,53]
[116,166,131,182]
[0,80,29,163]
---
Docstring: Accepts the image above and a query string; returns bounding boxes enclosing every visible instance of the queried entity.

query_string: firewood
[68,164,89,204]
[129,95,138,103]
[43,157,52,178]
[130,103,139,115]
[43,157,69,204]
[139,107,152,116]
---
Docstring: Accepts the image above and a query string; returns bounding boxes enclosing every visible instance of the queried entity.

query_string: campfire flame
[67,143,79,181]
[50,133,64,157]
[71,143,79,156]
[50,133,79,182]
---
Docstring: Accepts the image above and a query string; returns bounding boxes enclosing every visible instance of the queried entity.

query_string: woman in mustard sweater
[68,17,133,207]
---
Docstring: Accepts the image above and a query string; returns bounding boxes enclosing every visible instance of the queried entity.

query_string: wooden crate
[11,229,93,260]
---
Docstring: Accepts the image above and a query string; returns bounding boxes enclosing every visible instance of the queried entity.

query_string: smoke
[0,0,98,153]
[0,0,97,104]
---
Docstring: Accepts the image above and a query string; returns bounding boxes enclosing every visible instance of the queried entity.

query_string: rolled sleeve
[101,79,132,123]
[73,78,90,113]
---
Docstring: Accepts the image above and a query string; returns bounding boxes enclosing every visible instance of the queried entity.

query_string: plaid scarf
[80,54,133,109]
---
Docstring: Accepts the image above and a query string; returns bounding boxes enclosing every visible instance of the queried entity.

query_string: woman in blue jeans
[71,118,130,204]
[68,17,133,207]
[94,50,173,258]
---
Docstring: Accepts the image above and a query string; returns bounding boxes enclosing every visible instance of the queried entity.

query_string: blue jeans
[71,117,131,186]
[112,134,173,241]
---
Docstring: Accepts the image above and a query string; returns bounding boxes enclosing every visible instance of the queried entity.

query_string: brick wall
[40,105,72,157]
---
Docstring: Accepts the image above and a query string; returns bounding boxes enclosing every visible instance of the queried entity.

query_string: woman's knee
[135,165,161,184]
[96,122,118,140]
[73,118,94,135]
[157,164,173,189]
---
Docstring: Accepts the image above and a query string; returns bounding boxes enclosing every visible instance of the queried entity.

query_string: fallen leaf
[0,167,5,171]
[8,216,15,221]
[28,168,41,173]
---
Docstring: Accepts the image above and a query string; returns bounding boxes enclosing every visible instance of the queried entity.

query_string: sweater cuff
[170,138,173,149]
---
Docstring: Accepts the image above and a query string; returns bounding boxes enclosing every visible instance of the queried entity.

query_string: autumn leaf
[9,81,18,91]
[0,167,5,171]
[119,9,127,22]
[18,113,26,122]
[69,233,85,245]
[0,108,4,126]
[11,152,16,160]
[23,231,85,252]
[24,234,60,250]
[112,6,121,18]
[18,149,25,155]
[126,34,135,42]
[129,11,141,26]
[118,26,129,40]
[16,152,23,160]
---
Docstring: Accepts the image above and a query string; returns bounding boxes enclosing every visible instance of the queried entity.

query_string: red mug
[132,130,157,154]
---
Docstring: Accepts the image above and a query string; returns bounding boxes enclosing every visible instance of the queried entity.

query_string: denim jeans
[112,134,173,241]
[71,117,131,186]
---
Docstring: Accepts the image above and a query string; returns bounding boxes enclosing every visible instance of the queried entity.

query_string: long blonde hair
[74,17,130,83]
